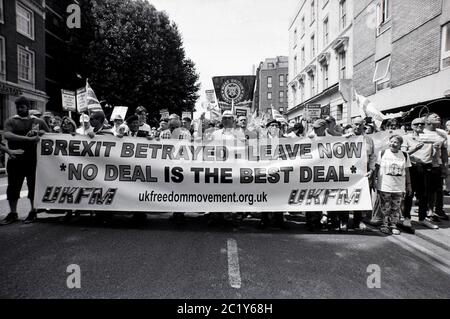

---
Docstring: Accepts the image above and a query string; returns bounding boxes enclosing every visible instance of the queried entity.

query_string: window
[294,55,298,74]
[279,91,284,103]
[340,0,347,30]
[442,23,450,69]
[16,2,34,39]
[267,76,272,88]
[339,51,347,79]
[279,74,285,87]
[294,29,298,46]
[267,92,272,100]
[0,36,5,75]
[311,0,315,24]
[323,18,329,46]
[322,64,329,89]
[377,0,390,26]
[337,104,343,121]
[301,16,305,37]
[310,74,315,96]
[301,46,306,69]
[280,107,284,113]
[376,0,391,35]
[0,0,4,24]
[300,82,305,102]
[374,55,391,91]
[311,34,315,57]
[17,46,34,83]
[268,63,275,68]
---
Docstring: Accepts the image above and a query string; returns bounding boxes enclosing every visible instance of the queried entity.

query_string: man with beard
[1,96,50,225]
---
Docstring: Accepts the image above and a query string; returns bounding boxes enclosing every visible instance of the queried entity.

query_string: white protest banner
[35,134,372,213]
[76,87,87,113]
[205,89,216,104]
[307,104,322,120]
[110,106,128,121]
[61,90,76,112]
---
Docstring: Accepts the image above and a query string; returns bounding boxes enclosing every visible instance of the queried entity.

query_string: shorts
[6,160,36,201]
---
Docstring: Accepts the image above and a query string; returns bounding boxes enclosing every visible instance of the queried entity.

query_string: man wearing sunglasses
[402,118,438,229]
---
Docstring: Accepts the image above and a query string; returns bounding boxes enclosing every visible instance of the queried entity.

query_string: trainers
[430,215,442,223]
[380,226,392,235]
[419,219,439,229]
[0,212,19,226]
[340,220,348,231]
[403,218,412,228]
[23,211,37,224]
[434,211,449,221]
[358,222,367,231]
[391,228,401,235]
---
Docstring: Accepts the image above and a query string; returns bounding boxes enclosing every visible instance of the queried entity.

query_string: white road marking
[227,238,242,289]
[0,190,28,202]
[366,225,450,277]
[387,235,450,276]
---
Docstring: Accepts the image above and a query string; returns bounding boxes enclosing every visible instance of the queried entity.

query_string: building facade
[45,0,81,113]
[353,0,450,122]
[0,0,47,129]
[287,0,354,124]
[255,56,289,115]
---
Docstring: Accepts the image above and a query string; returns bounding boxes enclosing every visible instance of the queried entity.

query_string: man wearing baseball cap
[423,113,449,221]
[402,117,438,229]
[307,119,328,138]
[211,111,236,141]
[76,113,94,135]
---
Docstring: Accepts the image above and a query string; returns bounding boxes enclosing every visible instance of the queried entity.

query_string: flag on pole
[86,80,104,115]
[354,90,403,124]
[272,108,288,124]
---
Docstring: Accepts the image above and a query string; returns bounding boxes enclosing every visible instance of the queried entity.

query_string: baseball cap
[222,110,234,118]
[80,114,90,122]
[352,117,364,125]
[266,119,281,128]
[412,118,426,125]
[135,106,147,114]
[313,119,328,128]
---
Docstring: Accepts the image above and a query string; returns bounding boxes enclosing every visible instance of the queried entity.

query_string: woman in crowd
[60,116,77,135]
[373,135,412,235]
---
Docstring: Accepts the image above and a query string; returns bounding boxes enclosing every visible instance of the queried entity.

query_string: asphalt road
[1,176,450,299]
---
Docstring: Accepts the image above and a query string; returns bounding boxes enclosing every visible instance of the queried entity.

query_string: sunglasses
[413,123,425,126]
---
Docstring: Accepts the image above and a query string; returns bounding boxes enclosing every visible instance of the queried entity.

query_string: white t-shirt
[76,126,94,135]
[139,123,151,134]
[377,149,412,193]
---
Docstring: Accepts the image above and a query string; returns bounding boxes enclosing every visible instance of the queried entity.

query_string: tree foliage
[69,0,200,119]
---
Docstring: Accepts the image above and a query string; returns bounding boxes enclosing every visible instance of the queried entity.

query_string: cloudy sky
[146,0,299,112]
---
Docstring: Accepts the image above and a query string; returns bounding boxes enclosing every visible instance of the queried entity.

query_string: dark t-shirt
[4,116,50,161]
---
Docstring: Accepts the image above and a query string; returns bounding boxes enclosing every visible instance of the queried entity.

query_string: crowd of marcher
[0,96,449,236]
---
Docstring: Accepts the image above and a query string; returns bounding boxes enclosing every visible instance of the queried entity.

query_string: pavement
[0,175,450,299]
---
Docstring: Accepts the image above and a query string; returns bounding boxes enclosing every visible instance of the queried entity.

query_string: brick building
[45,0,81,113]
[0,0,47,128]
[255,56,289,115]
[353,0,450,121]
[287,0,354,125]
